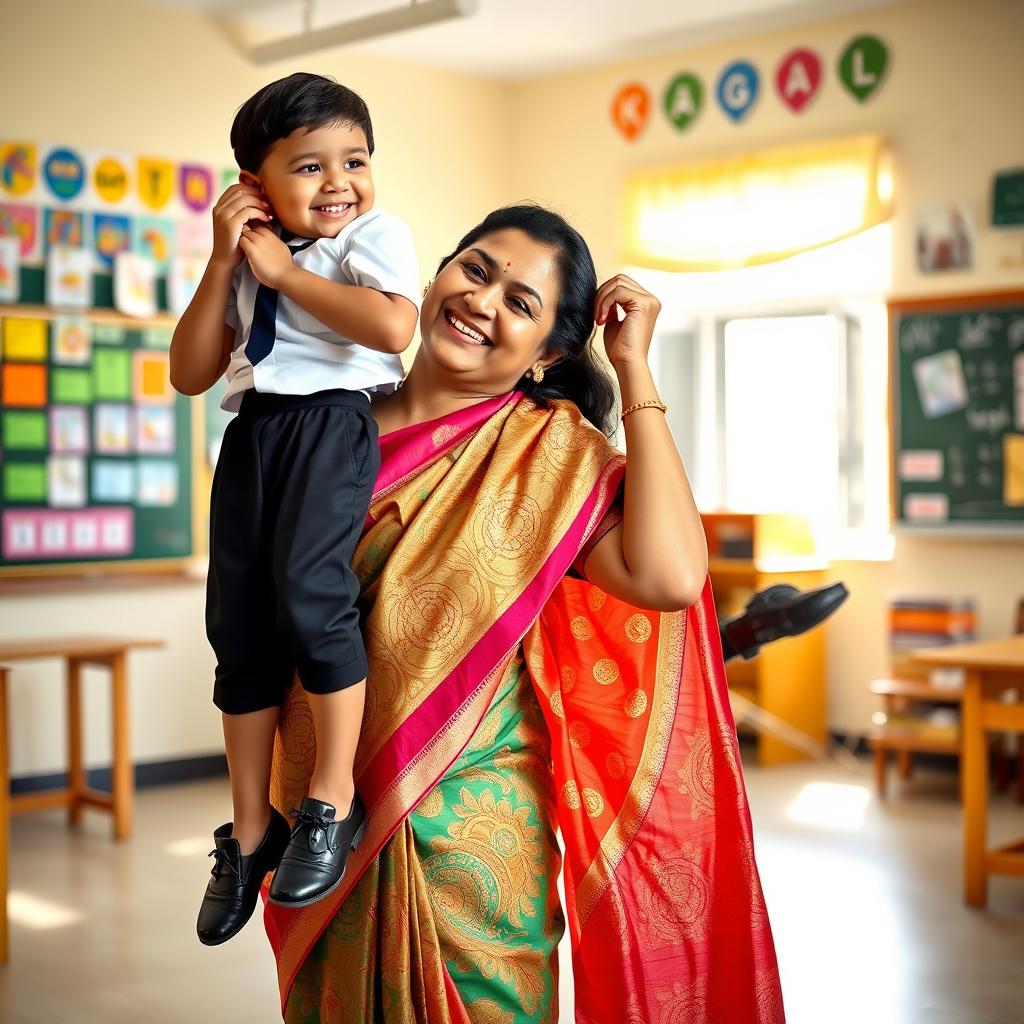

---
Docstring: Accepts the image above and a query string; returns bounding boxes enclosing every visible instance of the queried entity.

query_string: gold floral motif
[414,787,445,819]
[636,844,711,944]
[549,690,565,719]
[593,658,620,685]
[625,613,652,643]
[466,998,515,1024]
[676,727,714,821]
[570,615,595,641]
[755,967,785,1024]
[562,780,581,809]
[605,752,626,779]
[587,588,607,611]
[560,666,576,693]
[582,787,605,817]
[624,688,649,718]
[568,721,592,748]
[424,786,548,1013]
[654,980,708,1024]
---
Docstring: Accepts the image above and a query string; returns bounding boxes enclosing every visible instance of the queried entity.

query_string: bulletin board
[0,305,195,576]
[890,290,1024,531]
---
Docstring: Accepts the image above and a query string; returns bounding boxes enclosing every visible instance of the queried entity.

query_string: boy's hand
[238,223,294,289]
[211,183,272,269]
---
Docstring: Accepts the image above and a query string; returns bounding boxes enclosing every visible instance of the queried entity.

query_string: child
[169,73,419,945]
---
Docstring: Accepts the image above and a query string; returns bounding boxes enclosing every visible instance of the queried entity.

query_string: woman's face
[419,228,560,392]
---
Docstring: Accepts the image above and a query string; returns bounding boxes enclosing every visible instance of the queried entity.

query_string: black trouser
[206,389,379,714]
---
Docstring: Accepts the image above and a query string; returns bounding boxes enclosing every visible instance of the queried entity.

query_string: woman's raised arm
[580,274,708,611]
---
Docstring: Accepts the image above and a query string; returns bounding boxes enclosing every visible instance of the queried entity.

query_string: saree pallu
[265,392,784,1023]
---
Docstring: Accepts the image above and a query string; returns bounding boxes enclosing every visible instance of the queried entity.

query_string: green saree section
[286,658,565,1024]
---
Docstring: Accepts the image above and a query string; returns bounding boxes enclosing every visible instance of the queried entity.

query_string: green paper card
[52,368,93,404]
[142,326,174,349]
[2,411,48,450]
[92,323,127,345]
[4,463,47,501]
[93,349,132,401]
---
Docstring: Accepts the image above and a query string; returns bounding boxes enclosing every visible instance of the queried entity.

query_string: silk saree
[264,391,784,1023]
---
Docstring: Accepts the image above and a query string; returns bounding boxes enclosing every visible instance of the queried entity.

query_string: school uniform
[207,209,419,714]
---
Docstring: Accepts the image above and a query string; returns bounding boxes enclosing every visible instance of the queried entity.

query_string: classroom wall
[0,0,512,777]
[507,0,1024,733]
[2,0,1022,776]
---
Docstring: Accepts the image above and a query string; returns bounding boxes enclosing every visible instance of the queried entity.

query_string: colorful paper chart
[92,323,127,345]
[3,317,48,360]
[93,348,132,401]
[2,363,47,406]
[2,410,47,449]
[3,463,46,502]
[51,367,92,405]
[133,350,173,405]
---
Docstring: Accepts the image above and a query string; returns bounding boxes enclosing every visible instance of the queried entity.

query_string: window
[633,225,893,559]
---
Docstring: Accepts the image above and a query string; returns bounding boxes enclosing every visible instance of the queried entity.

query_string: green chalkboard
[891,291,1024,529]
[0,311,193,574]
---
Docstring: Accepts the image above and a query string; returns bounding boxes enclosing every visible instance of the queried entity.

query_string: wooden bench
[0,636,163,964]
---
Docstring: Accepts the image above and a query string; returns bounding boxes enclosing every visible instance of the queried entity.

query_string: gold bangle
[621,400,668,420]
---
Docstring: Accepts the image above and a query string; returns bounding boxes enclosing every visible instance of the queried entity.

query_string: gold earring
[530,362,545,384]
[422,277,434,298]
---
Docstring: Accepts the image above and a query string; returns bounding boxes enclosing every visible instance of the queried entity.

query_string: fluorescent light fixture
[250,0,479,65]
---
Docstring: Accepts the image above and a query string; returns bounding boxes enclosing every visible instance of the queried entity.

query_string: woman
[264,205,784,1023]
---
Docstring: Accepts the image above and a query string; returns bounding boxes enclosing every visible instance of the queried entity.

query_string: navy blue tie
[245,231,317,367]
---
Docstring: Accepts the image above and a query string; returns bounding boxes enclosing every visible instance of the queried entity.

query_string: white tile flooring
[1,758,1022,1023]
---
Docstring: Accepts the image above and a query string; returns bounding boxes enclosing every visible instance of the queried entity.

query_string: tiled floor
[1,759,1022,1023]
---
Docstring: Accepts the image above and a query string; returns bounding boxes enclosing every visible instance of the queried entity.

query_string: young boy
[170,73,419,945]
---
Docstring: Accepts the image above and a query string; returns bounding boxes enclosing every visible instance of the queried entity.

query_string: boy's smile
[244,122,375,240]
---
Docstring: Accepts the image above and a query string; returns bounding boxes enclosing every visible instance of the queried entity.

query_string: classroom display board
[891,291,1024,529]
[0,311,192,573]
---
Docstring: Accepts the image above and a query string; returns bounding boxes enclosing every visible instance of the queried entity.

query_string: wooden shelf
[0,303,178,328]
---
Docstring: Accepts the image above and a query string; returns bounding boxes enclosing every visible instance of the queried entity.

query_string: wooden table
[911,636,1024,906]
[0,637,162,964]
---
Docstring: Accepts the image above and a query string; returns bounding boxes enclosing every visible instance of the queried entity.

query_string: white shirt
[221,208,419,412]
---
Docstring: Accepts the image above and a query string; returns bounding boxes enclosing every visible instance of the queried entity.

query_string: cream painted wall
[507,0,1024,735]
[1,0,1022,775]
[0,0,512,776]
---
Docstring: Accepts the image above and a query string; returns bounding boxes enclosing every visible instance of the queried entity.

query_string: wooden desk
[0,636,163,837]
[911,637,1024,907]
[0,638,162,964]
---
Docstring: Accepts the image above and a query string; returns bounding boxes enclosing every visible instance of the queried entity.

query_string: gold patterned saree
[264,392,784,1023]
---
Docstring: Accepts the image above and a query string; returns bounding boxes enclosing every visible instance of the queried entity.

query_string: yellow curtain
[622,135,892,272]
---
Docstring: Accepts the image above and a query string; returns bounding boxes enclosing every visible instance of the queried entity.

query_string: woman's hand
[210,182,272,270]
[239,223,294,289]
[594,274,662,369]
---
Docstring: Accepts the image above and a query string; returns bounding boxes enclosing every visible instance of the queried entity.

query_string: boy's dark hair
[230,72,374,173]
[436,204,618,436]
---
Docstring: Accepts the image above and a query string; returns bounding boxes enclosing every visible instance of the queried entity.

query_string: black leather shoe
[721,581,849,661]
[196,807,290,946]
[268,796,367,908]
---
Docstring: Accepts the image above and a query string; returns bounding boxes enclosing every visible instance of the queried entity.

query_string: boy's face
[242,121,374,239]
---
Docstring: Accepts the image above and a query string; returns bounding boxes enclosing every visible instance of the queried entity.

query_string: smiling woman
[263,205,784,1022]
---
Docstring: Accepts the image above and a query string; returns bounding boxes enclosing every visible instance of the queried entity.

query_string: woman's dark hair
[230,73,374,173]
[436,204,618,435]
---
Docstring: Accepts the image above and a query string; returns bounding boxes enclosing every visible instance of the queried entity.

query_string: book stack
[888,597,976,655]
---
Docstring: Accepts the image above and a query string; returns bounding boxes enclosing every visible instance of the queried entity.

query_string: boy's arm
[277,270,417,355]
[169,261,237,395]
[238,217,419,356]
[169,182,271,395]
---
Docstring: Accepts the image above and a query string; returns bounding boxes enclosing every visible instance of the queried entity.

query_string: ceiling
[136,0,903,80]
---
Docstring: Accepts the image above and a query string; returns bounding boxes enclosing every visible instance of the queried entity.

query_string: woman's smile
[442,307,491,346]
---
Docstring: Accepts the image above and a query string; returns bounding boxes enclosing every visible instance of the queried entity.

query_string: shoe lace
[208,847,242,881]
[288,806,334,846]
